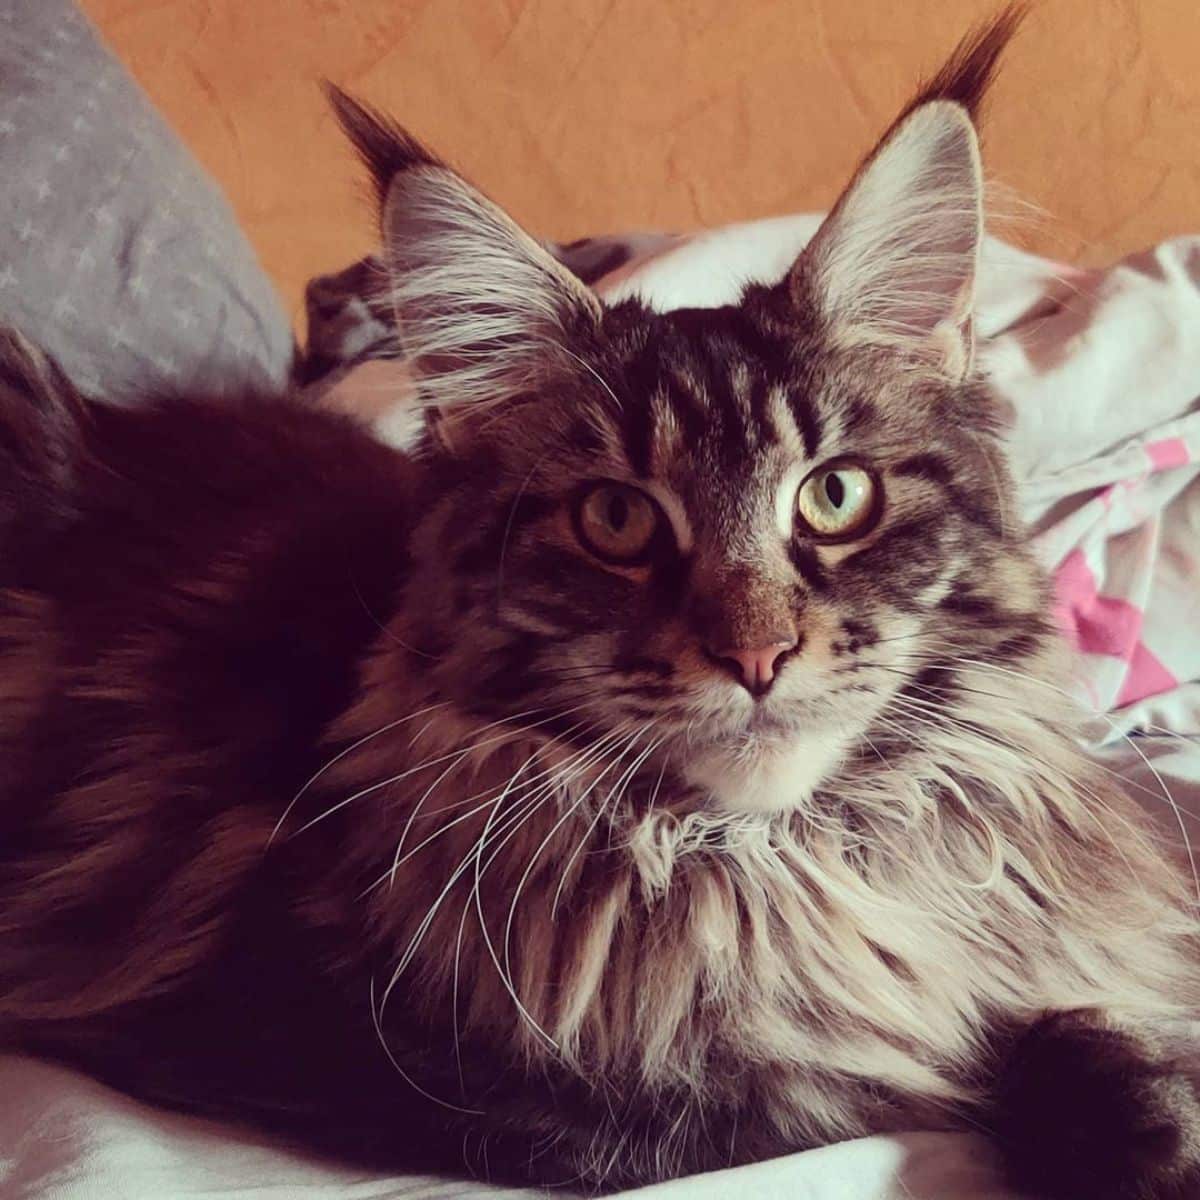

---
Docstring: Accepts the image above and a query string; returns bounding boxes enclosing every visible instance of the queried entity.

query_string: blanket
[3,218,1199,1200]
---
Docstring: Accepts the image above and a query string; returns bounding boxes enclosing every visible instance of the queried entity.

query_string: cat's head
[331,10,1045,815]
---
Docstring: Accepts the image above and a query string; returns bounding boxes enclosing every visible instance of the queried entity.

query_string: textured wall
[82,0,1200,321]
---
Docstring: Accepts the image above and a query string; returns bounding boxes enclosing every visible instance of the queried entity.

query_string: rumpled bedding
[3,219,1199,1200]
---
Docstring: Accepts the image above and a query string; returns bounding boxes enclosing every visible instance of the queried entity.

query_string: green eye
[575,483,660,563]
[795,462,879,540]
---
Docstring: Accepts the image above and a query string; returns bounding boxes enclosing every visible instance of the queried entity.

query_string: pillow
[0,0,293,402]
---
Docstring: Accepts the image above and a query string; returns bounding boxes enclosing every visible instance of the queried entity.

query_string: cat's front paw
[993,1010,1200,1200]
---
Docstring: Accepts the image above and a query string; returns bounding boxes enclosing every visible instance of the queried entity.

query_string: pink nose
[709,639,798,695]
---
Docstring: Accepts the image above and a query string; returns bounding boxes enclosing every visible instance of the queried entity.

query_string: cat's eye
[573,483,661,564]
[794,462,880,540]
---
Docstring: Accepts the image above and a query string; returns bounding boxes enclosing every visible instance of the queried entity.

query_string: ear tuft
[324,83,442,214]
[327,89,604,425]
[788,10,1026,379]
[796,101,983,376]
[901,4,1026,122]
[380,167,603,420]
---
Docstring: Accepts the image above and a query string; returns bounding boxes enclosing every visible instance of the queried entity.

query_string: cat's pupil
[608,493,629,530]
[824,473,846,508]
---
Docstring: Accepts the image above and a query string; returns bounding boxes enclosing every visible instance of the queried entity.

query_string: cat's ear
[790,9,1022,379]
[327,86,601,425]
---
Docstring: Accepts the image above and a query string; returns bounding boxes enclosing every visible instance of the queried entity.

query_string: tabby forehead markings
[639,480,694,555]
[727,359,756,437]
[643,387,689,475]
[775,464,806,538]
[785,389,823,460]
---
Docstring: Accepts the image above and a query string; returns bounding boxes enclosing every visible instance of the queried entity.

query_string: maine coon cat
[2,11,1199,1198]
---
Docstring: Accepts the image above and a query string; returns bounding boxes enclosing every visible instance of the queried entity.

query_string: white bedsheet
[4,220,1200,1199]
[0,1055,1022,1199]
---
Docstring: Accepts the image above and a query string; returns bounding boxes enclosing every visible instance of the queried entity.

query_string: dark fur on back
[0,331,89,560]
[0,341,392,1027]
[0,330,499,1170]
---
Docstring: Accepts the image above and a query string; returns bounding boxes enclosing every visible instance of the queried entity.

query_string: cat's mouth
[646,679,882,811]
[680,730,849,813]
[668,711,851,813]
[742,708,805,737]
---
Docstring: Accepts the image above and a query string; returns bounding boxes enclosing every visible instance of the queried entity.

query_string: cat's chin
[680,727,848,813]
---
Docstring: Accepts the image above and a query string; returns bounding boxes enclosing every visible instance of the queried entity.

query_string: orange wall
[82,1,1200,324]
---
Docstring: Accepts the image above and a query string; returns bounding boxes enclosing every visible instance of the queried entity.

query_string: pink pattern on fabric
[1053,549,1143,657]
[1116,641,1178,707]
[1052,550,1092,648]
[1146,437,1191,471]
[1052,550,1177,707]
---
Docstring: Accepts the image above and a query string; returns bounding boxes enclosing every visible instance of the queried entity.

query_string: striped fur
[2,10,1199,1199]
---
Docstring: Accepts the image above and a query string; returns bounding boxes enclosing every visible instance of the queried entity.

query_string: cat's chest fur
[300,644,1198,1172]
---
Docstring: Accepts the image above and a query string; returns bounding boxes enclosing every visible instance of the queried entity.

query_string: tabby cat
[2,11,1198,1199]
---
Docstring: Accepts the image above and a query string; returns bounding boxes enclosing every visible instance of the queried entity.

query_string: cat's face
[400,288,1029,813]
[330,90,1041,813]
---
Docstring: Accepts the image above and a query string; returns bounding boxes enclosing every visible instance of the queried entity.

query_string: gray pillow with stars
[0,0,293,402]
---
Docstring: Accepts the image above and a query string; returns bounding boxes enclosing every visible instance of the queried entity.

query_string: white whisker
[269,701,449,845]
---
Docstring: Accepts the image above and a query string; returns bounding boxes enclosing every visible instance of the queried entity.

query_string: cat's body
[0,353,424,1149]
[2,12,1200,1199]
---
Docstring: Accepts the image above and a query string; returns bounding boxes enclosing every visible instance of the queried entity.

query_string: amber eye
[574,483,661,563]
[795,462,880,540]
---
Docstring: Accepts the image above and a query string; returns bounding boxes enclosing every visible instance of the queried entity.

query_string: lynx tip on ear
[323,82,442,213]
